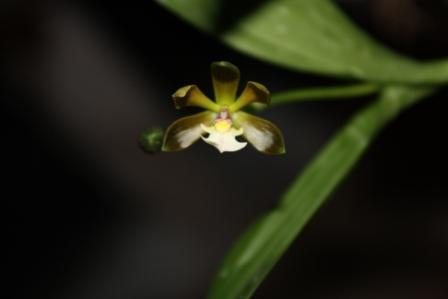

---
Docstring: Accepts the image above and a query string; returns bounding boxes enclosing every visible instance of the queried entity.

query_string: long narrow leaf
[207,85,433,299]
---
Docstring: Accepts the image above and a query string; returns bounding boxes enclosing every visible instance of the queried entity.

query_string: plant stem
[256,83,379,110]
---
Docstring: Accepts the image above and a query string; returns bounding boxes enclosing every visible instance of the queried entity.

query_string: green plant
[150,1,447,298]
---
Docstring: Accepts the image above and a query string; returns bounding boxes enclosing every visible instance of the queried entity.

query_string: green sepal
[229,81,270,112]
[211,61,240,106]
[172,85,220,112]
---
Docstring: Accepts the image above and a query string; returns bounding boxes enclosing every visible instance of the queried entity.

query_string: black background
[3,1,448,298]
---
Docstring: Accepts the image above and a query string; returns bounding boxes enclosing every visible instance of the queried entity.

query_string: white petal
[162,111,215,152]
[233,111,285,154]
[241,123,274,151]
[177,125,204,148]
[200,124,247,153]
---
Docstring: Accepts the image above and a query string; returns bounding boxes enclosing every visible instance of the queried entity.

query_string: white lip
[200,124,247,153]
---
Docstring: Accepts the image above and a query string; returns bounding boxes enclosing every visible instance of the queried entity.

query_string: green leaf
[158,0,448,84]
[207,85,433,299]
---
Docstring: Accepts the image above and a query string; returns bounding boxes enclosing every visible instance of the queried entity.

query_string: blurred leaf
[206,85,433,299]
[158,0,448,83]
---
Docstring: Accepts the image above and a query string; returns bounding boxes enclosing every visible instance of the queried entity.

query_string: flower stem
[252,83,380,111]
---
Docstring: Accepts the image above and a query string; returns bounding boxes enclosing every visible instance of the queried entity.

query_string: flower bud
[139,127,164,153]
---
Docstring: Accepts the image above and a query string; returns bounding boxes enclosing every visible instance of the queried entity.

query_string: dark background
[2,0,448,298]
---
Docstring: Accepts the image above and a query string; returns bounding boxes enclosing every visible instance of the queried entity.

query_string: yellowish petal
[233,111,285,155]
[172,85,220,112]
[229,81,270,112]
[162,111,215,152]
[211,61,240,106]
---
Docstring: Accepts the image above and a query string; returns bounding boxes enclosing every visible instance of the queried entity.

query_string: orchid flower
[162,61,285,154]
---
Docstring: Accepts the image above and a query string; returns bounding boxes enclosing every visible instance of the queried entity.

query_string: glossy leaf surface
[159,0,448,84]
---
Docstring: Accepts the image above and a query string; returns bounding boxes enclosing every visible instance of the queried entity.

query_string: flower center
[214,109,232,132]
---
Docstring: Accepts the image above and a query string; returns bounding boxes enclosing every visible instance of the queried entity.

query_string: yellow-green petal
[162,111,215,152]
[233,111,286,155]
[211,61,240,106]
[229,81,270,112]
[172,85,220,112]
